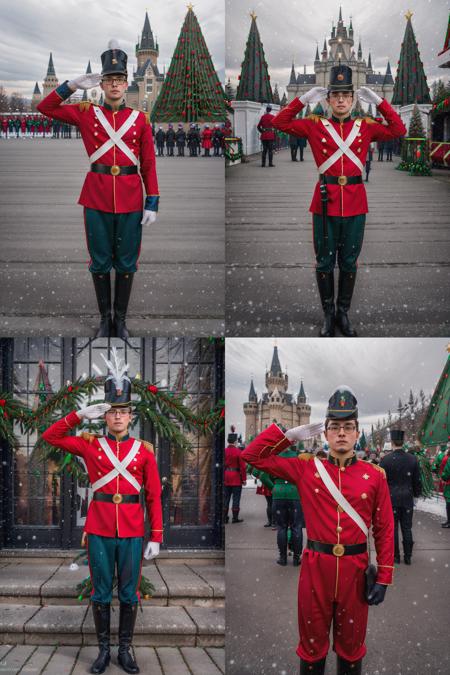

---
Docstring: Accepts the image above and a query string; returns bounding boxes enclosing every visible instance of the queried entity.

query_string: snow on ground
[415,495,446,518]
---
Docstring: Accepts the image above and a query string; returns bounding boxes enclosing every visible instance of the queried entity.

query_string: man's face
[327,91,354,117]
[324,419,359,453]
[100,75,128,101]
[104,407,132,435]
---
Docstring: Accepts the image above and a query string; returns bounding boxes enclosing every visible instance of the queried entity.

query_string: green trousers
[87,534,144,604]
[312,213,366,274]
[84,208,142,274]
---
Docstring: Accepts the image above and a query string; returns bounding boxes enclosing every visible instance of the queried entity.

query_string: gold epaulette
[140,439,155,454]
[143,112,151,125]
[306,114,323,123]
[79,101,92,112]
[297,452,315,461]
[362,116,376,124]
[81,431,101,443]
[361,460,386,477]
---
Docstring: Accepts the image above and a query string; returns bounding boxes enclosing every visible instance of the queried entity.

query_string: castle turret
[265,345,288,395]
[136,11,159,69]
[244,379,258,441]
[31,82,41,111]
[42,52,59,98]
[296,380,311,426]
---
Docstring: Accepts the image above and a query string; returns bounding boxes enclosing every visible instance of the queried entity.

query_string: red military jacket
[257,113,276,141]
[241,424,394,585]
[224,444,247,487]
[272,97,406,216]
[201,128,213,149]
[42,410,163,541]
[37,83,159,214]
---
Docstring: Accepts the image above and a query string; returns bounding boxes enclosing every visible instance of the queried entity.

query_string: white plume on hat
[108,39,121,50]
[92,347,131,389]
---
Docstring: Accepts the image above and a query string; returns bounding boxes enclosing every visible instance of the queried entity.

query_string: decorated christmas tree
[151,5,226,123]
[236,11,273,103]
[392,10,431,106]
[418,345,450,447]
[408,103,425,137]
[273,84,281,105]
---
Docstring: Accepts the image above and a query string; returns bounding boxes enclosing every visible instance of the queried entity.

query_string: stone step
[0,604,224,648]
[0,561,224,607]
[0,644,225,674]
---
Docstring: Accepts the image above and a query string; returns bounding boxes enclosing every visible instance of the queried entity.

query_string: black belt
[319,174,363,186]
[225,468,240,472]
[90,163,138,176]
[307,539,367,557]
[93,493,140,505]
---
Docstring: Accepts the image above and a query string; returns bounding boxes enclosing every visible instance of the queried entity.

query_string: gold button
[322,149,327,154]
[337,505,344,513]
[95,145,98,149]
[94,132,98,136]
[315,488,319,493]
[358,138,362,143]
[361,493,367,499]
[98,455,102,460]
[314,472,320,478]
[94,123,98,127]
[133,131,137,135]
[98,471,101,476]
[340,467,345,471]
[321,137,326,143]
[133,466,137,470]
[357,148,361,153]
[337,526,343,532]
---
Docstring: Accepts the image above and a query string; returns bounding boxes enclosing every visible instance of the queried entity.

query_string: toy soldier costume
[42,349,163,674]
[380,429,421,564]
[257,104,276,167]
[272,65,406,337]
[241,387,394,675]
[224,427,247,523]
[37,40,159,339]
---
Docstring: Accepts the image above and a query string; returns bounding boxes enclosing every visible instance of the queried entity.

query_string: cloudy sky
[226,0,449,95]
[225,338,449,438]
[0,0,225,97]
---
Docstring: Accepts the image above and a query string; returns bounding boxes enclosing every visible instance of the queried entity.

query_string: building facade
[0,338,224,551]
[126,11,165,113]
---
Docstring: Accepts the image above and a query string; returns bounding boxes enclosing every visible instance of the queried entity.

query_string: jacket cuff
[150,530,163,543]
[56,81,74,101]
[65,410,82,428]
[249,423,292,460]
[145,195,159,212]
[376,565,394,585]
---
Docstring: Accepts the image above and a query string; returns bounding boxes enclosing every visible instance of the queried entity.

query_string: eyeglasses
[106,408,131,417]
[327,423,357,433]
[329,93,353,100]
[102,78,127,86]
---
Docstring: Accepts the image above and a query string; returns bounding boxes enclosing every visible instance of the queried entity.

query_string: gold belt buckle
[332,543,345,557]
[338,175,347,186]
[112,493,123,504]
[110,165,120,176]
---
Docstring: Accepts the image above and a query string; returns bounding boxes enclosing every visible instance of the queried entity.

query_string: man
[42,350,163,674]
[175,123,186,156]
[201,124,213,157]
[212,124,222,157]
[380,429,421,564]
[187,124,198,157]
[257,104,276,167]
[37,39,159,339]
[224,426,247,523]
[271,64,406,338]
[155,126,165,156]
[439,447,450,528]
[241,387,394,675]
[165,123,175,157]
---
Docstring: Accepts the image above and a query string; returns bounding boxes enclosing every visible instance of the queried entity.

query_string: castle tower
[136,11,159,69]
[243,379,258,441]
[42,52,59,98]
[265,345,288,396]
[296,380,312,426]
[31,82,42,111]
[268,385,284,423]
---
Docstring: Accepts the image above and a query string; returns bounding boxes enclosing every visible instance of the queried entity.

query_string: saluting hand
[355,87,382,106]
[77,403,111,420]
[299,87,328,105]
[285,421,325,442]
[68,73,102,92]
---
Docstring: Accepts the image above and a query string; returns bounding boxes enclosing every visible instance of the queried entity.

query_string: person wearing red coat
[201,125,213,156]
[37,40,159,339]
[272,64,406,338]
[42,350,162,675]
[241,387,394,675]
[257,105,276,167]
[224,427,247,523]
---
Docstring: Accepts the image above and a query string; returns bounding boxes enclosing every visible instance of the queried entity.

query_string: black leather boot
[336,271,358,337]
[300,657,326,674]
[91,602,111,674]
[316,271,335,337]
[117,602,139,674]
[276,549,287,566]
[442,503,450,527]
[113,273,134,339]
[337,655,362,674]
[293,554,301,566]
[92,273,112,338]
[232,508,243,523]
[403,541,413,565]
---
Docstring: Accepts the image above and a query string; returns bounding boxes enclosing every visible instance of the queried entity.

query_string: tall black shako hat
[228,425,238,444]
[326,385,358,420]
[99,347,132,407]
[328,63,353,92]
[390,429,405,444]
[101,39,128,77]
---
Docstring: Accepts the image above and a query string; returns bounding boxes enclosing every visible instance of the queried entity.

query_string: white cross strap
[314,457,368,537]
[91,437,142,493]
[317,118,364,174]
[89,107,140,165]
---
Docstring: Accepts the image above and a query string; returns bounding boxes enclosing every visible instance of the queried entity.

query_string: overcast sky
[226,0,450,95]
[225,338,449,438]
[0,0,225,97]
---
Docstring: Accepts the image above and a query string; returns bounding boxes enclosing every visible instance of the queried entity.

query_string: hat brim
[326,409,358,420]
[328,85,354,92]
[101,70,128,77]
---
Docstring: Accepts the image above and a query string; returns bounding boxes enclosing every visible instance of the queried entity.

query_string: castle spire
[46,52,56,77]
[270,346,282,376]
[315,44,320,61]
[249,379,257,402]
[289,61,297,84]
[298,380,306,402]
[140,10,155,50]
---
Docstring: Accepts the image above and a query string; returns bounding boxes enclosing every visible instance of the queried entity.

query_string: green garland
[76,569,156,603]
[224,137,243,163]
[415,450,435,499]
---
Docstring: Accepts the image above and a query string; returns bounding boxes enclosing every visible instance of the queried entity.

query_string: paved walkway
[0,140,224,335]
[226,487,450,675]
[226,149,450,336]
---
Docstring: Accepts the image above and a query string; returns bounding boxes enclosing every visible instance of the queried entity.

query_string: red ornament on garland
[147,385,159,394]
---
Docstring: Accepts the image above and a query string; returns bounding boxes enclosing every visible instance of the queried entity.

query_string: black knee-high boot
[336,270,358,337]
[113,273,134,339]
[316,271,335,337]
[117,603,139,674]
[299,657,326,674]
[92,273,112,338]
[337,655,362,674]
[91,602,111,674]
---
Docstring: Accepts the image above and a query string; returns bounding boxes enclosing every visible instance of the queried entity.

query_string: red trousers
[297,549,369,662]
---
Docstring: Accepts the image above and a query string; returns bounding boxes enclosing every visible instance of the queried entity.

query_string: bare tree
[9,92,26,112]
[0,86,9,112]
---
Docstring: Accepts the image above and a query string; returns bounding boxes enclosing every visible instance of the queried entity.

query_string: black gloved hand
[367,583,387,606]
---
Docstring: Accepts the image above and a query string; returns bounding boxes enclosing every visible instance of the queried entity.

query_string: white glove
[68,73,102,91]
[141,211,157,226]
[299,87,328,106]
[77,403,111,420]
[285,422,325,442]
[355,87,382,106]
[144,541,160,560]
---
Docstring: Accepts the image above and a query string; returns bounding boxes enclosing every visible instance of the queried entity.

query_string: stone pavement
[226,148,450,336]
[0,140,224,336]
[226,487,450,675]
